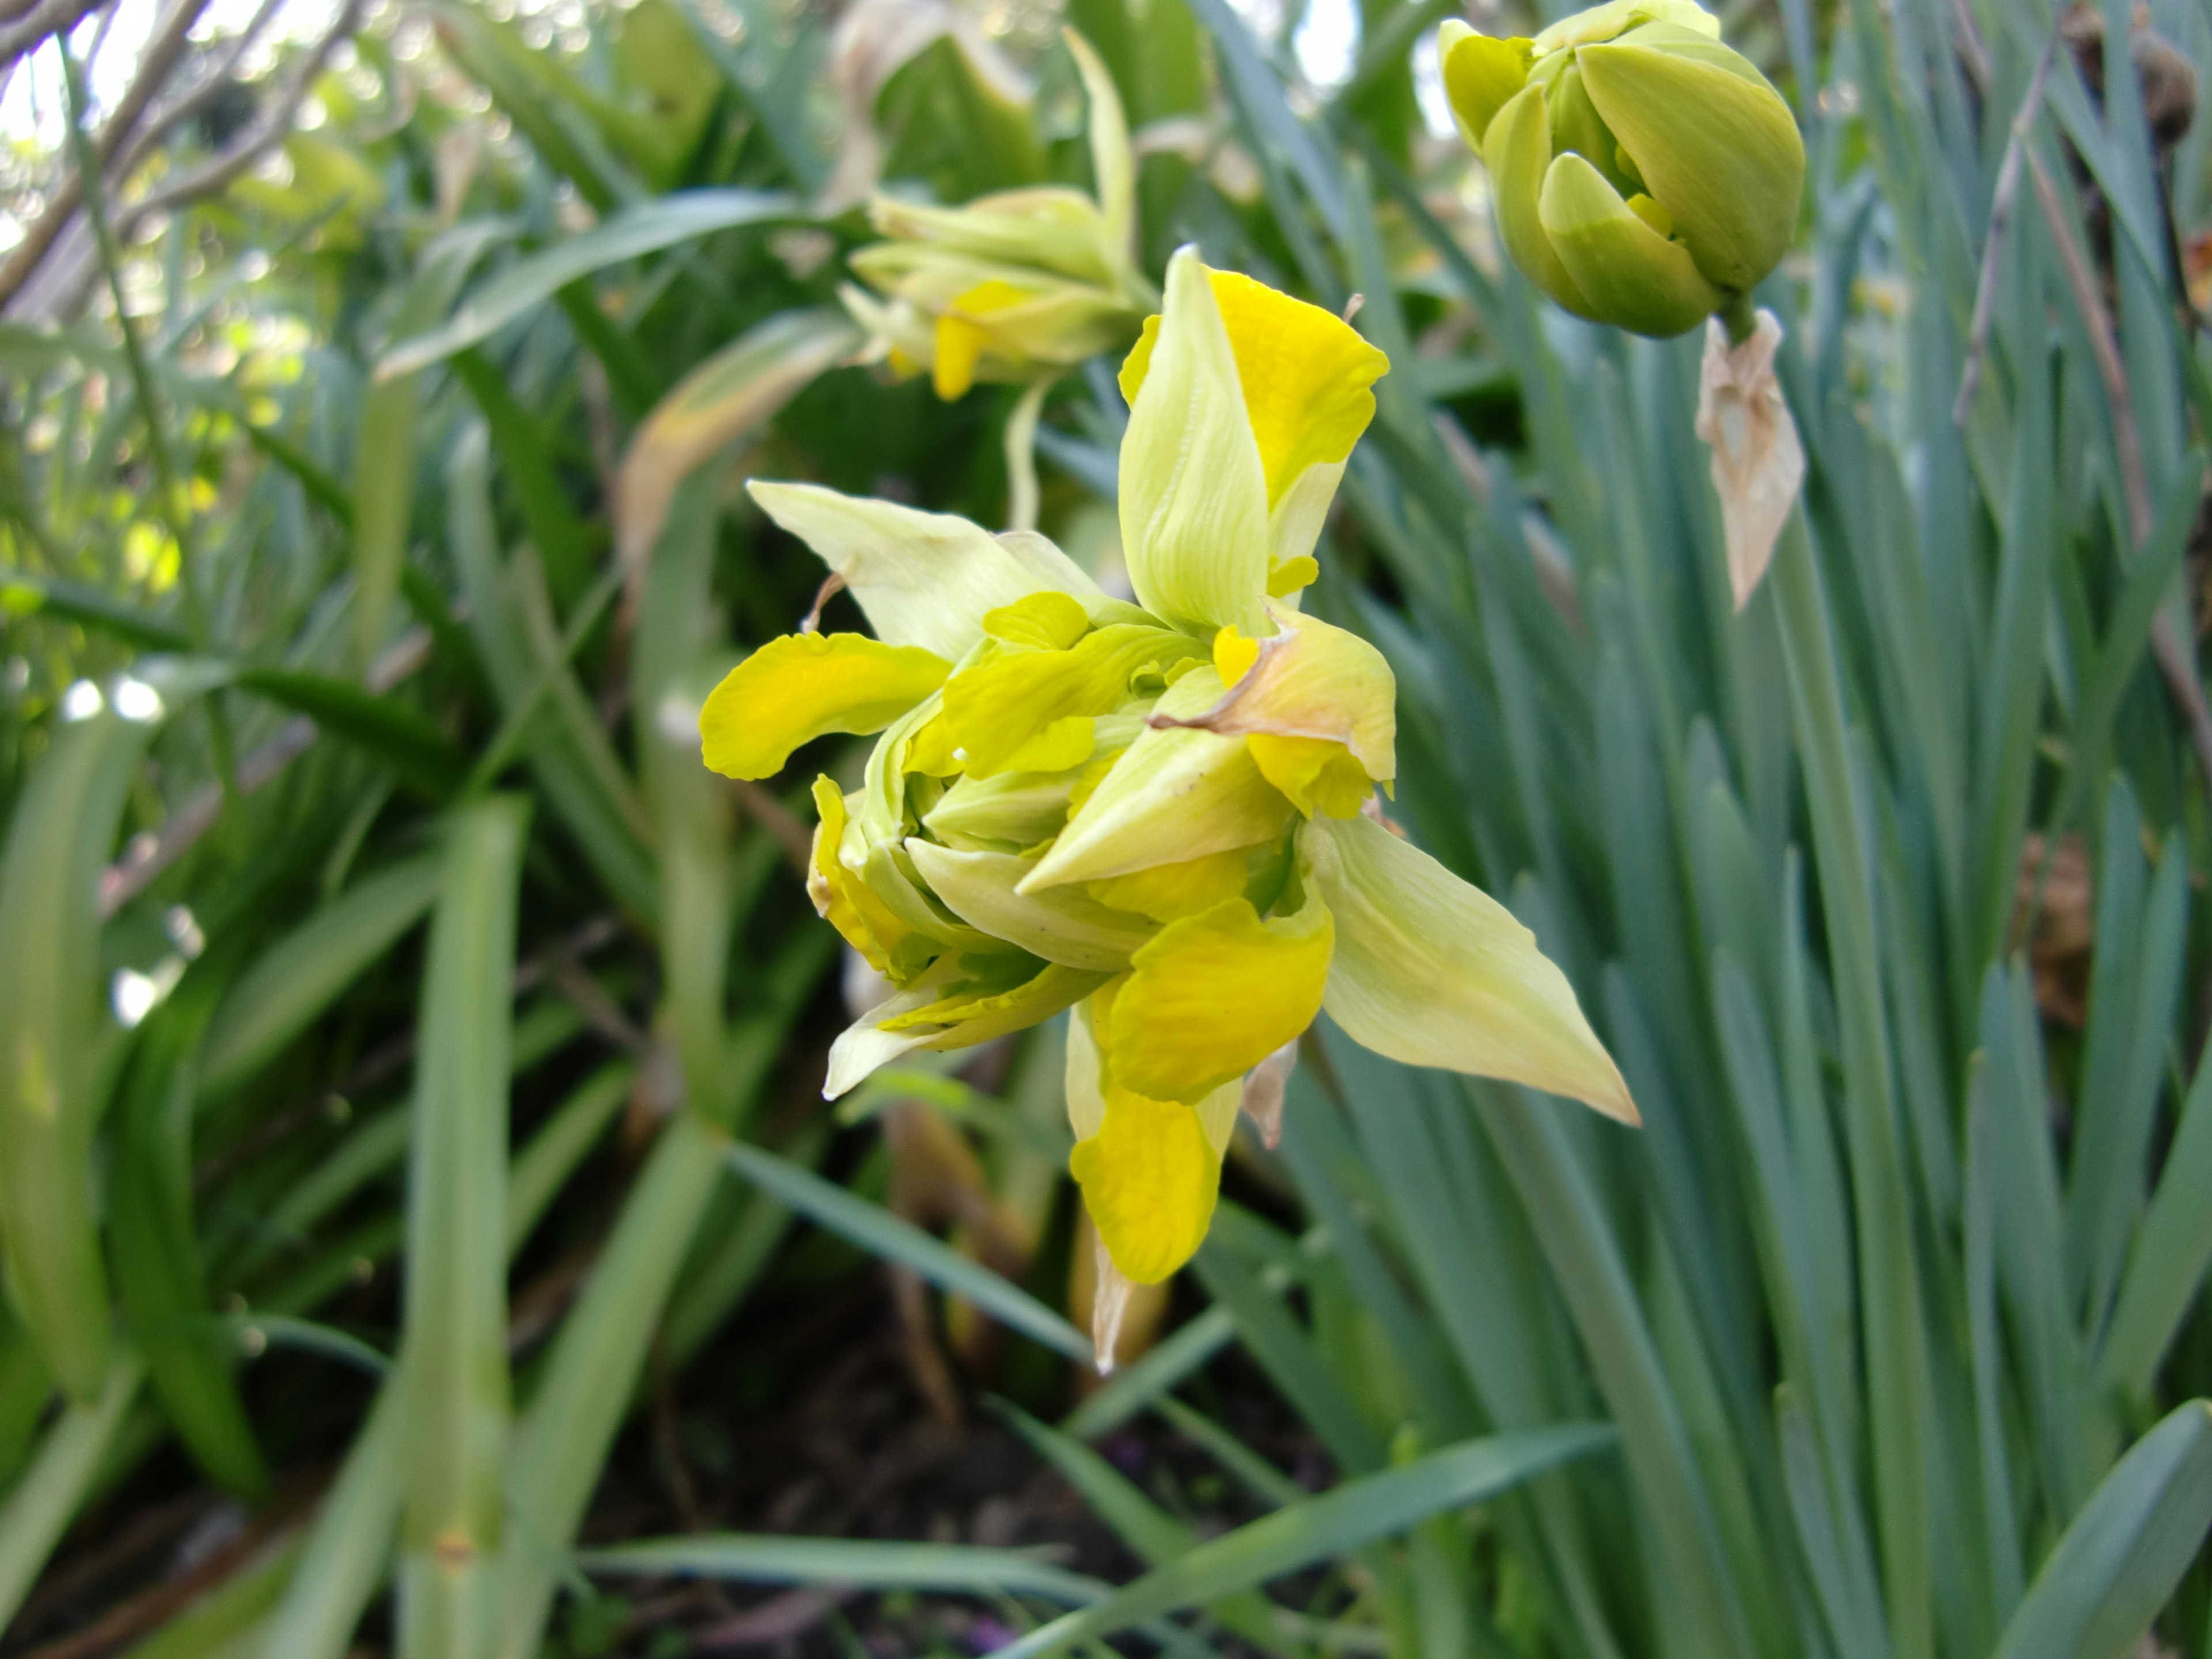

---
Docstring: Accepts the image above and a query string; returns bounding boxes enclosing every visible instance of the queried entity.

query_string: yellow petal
[1145,606,1395,817]
[1069,1082,1223,1284]
[809,775,923,978]
[700,632,951,781]
[1086,846,1256,921]
[1022,666,1296,890]
[1107,887,1334,1103]
[1113,250,1275,635]
[934,311,989,399]
[1066,992,1242,1284]
[904,840,1157,969]
[932,278,1041,399]
[1120,268,1387,510]
[1247,735,1377,819]
[983,590,1092,650]
[944,623,1203,778]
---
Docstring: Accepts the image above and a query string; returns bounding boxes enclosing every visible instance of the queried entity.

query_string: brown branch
[1955,29,2058,427]
[0,0,214,315]
[2025,146,2212,793]
[110,0,361,237]
[0,0,102,77]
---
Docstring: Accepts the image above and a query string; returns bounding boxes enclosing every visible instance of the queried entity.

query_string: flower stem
[1004,376,1054,533]
[1717,291,1758,346]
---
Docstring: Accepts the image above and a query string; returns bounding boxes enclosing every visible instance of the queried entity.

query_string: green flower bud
[1440,1,1804,337]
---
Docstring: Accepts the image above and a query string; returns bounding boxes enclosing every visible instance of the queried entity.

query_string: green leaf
[197,854,445,1104]
[353,224,509,671]
[987,1425,1618,1658]
[1991,1401,2212,1659]
[234,668,466,800]
[578,1534,1108,1603]
[396,797,530,1655]
[0,1357,145,1627]
[0,711,150,1402]
[377,191,796,378]
[726,1142,1092,1362]
[498,1112,726,1655]
[115,961,268,1498]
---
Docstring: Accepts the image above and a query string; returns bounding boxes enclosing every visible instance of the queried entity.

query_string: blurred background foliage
[2,0,2212,1653]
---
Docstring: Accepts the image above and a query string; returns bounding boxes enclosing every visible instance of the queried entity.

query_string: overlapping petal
[1301,812,1636,1122]
[701,632,950,781]
[1021,665,1296,890]
[1148,605,1396,817]
[749,480,1104,660]
[1106,881,1334,1104]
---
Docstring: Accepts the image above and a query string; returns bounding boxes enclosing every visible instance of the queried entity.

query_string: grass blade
[0,709,150,1402]
[726,1141,1091,1363]
[0,1356,145,1627]
[377,191,796,378]
[396,797,530,1656]
[986,1425,1619,1658]
[1990,1401,2212,1659]
[196,854,444,1104]
[579,1535,1108,1603]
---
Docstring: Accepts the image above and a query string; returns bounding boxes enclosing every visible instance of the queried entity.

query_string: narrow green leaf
[0,710,150,1401]
[988,1425,1618,1658]
[579,1534,1107,1603]
[120,1537,298,1659]
[197,854,445,1104]
[2099,1037,2212,1403]
[1059,1306,1236,1442]
[233,668,465,800]
[1991,1401,2212,1659]
[396,796,530,1656]
[497,1111,726,1657]
[115,960,268,1498]
[0,1355,144,1627]
[726,1142,1092,1362]
[353,225,506,669]
[378,191,795,378]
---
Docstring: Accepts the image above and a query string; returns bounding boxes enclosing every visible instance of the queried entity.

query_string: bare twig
[0,0,212,313]
[1955,30,2058,427]
[0,0,102,78]
[2025,146,2212,793]
[111,0,363,240]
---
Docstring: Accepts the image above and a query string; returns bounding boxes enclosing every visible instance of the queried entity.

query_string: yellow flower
[701,251,1633,1325]
[843,30,1156,399]
[1440,0,1803,337]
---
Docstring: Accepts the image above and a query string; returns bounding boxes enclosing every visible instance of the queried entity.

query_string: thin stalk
[1768,509,1933,1659]
[1005,376,1054,533]
[59,39,241,801]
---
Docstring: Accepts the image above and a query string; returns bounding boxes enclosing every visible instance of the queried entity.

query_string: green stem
[1717,291,1759,346]
[1005,376,1054,533]
[1768,509,1934,1659]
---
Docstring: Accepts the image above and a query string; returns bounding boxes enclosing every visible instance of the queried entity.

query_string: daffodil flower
[703,251,1634,1358]
[843,30,1157,400]
[1440,0,1803,338]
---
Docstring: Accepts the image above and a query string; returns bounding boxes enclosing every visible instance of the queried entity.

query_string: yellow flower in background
[702,251,1634,1353]
[842,30,1157,399]
[1440,0,1803,338]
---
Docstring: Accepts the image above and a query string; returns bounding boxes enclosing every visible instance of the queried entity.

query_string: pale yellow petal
[1301,813,1635,1122]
